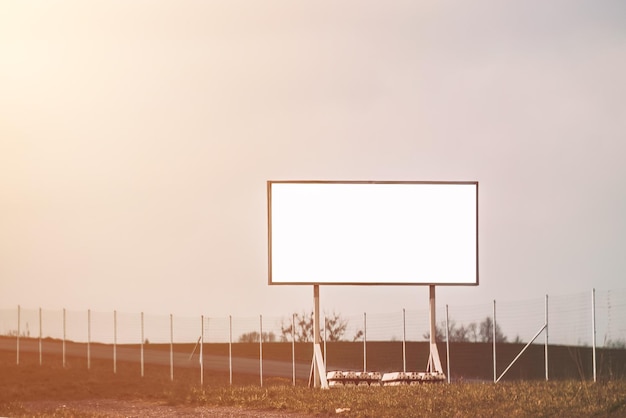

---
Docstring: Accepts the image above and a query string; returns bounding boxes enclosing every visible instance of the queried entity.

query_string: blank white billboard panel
[268,181,478,285]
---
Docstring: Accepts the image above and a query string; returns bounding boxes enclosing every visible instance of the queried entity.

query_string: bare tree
[280,311,314,342]
[238,331,276,343]
[449,321,470,342]
[280,310,355,342]
[324,311,349,342]
[467,322,479,342]
[479,316,507,343]
[424,317,507,343]
[422,321,447,342]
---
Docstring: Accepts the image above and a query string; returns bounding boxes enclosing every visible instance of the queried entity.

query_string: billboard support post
[493,300,497,383]
[445,304,451,383]
[291,313,296,386]
[310,285,328,389]
[427,285,443,373]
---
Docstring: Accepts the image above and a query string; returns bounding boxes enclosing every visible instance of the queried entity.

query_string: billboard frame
[267,180,479,286]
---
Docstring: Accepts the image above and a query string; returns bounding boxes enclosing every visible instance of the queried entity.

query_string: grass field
[2,349,626,417]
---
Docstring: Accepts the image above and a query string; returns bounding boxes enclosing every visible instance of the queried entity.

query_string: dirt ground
[18,399,319,417]
[0,349,322,417]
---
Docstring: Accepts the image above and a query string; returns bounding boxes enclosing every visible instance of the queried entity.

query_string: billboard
[267,181,478,285]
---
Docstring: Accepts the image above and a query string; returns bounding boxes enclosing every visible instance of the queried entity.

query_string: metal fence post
[170,314,174,382]
[259,314,263,387]
[87,309,91,370]
[592,288,597,382]
[402,308,406,373]
[545,295,549,381]
[16,305,20,365]
[445,304,450,383]
[140,312,144,377]
[62,308,66,368]
[200,315,204,386]
[229,315,233,385]
[363,312,367,373]
[113,310,117,374]
[39,307,42,366]
[493,300,497,383]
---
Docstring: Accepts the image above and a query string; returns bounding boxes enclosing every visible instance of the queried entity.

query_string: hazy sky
[1,0,625,319]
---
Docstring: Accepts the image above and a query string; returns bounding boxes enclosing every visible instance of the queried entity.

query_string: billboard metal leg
[313,285,320,387]
[310,285,328,389]
[427,285,443,373]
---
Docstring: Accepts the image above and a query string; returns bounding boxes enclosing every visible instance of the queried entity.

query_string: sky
[1,0,625,321]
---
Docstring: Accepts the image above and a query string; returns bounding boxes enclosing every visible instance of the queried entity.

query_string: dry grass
[2,350,626,417]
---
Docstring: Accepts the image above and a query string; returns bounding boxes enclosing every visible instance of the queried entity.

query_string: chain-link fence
[1,288,625,385]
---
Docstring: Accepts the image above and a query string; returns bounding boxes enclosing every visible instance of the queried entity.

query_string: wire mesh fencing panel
[65,309,88,343]
[0,308,18,337]
[442,302,496,381]
[38,309,62,340]
[14,307,38,366]
[230,315,264,385]
[112,311,142,376]
[596,288,626,348]
[323,311,365,373]
[0,308,19,365]
[402,307,431,373]
[89,310,114,345]
[550,291,592,347]
[548,291,595,380]
[594,288,626,380]
[202,316,232,384]
[17,306,38,340]
[362,310,405,373]
[490,297,547,382]
[38,309,63,366]
[2,288,626,384]
[172,315,204,382]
